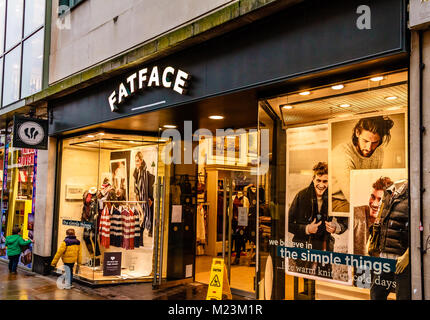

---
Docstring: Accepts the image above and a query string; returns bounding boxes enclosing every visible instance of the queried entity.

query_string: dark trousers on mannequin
[83,227,101,258]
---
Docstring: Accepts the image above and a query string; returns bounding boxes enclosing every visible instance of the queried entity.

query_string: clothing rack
[103,200,147,203]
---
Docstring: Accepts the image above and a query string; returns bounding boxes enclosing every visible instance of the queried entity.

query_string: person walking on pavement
[51,229,82,289]
[5,227,33,274]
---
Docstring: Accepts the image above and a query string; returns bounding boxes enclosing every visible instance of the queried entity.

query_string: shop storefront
[0,122,39,271]
[47,0,410,299]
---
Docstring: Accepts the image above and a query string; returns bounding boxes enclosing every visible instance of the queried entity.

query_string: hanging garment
[133,208,141,248]
[133,164,155,236]
[171,184,181,205]
[196,205,206,243]
[110,207,123,247]
[135,204,145,246]
[121,208,135,250]
[99,206,111,248]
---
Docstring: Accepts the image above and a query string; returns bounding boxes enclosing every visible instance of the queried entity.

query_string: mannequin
[81,187,101,266]
[370,180,410,300]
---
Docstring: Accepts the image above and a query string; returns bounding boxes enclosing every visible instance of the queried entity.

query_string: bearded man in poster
[332,116,394,212]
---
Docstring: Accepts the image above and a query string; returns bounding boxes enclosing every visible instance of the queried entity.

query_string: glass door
[193,125,258,296]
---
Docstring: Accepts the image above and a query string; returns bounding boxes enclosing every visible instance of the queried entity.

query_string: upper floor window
[0,0,46,107]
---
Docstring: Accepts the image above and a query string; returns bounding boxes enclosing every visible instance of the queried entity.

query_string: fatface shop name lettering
[108,65,191,112]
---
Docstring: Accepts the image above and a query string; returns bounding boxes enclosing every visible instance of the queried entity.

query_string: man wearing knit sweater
[332,116,394,213]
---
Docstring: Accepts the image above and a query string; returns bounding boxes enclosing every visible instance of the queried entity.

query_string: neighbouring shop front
[46,0,411,299]
[0,115,47,271]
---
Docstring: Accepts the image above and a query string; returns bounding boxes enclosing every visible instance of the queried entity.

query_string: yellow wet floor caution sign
[206,258,232,300]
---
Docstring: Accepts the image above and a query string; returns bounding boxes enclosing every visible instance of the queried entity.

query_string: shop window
[0,127,36,269]
[55,132,165,283]
[264,70,410,300]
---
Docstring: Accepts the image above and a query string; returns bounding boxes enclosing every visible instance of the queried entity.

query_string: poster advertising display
[329,113,406,215]
[285,112,408,287]
[110,159,128,201]
[285,124,351,284]
[129,146,158,243]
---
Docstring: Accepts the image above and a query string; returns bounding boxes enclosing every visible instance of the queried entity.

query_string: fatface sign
[410,0,430,29]
[13,115,49,150]
[108,65,191,112]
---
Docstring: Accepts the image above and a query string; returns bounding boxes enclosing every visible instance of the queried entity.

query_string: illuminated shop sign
[108,65,191,112]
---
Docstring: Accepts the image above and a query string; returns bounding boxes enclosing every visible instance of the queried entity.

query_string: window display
[266,70,410,300]
[55,133,163,283]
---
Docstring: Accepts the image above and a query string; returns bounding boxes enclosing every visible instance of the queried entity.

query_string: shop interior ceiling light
[163,125,177,128]
[86,135,95,138]
[370,76,384,82]
[339,104,351,108]
[299,91,311,96]
[386,106,402,111]
[385,96,398,101]
[209,115,224,120]
[331,84,345,90]
[282,105,293,109]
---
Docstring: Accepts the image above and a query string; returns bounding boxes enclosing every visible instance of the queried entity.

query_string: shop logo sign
[18,122,44,146]
[108,65,191,112]
[13,115,49,150]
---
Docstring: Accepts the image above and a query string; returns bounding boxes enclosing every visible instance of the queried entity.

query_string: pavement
[0,260,249,300]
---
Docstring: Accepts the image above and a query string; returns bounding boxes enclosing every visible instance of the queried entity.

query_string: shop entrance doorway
[194,169,258,295]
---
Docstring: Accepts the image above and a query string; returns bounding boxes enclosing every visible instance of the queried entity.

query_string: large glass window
[263,70,410,300]
[21,29,44,98]
[3,46,22,106]
[5,0,23,51]
[0,0,45,107]
[0,0,6,54]
[56,132,165,283]
[24,0,45,37]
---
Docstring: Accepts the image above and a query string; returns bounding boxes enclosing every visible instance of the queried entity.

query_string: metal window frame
[0,0,46,108]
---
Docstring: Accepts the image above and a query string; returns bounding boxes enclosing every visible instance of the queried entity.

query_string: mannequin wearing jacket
[81,188,101,263]
[370,180,410,300]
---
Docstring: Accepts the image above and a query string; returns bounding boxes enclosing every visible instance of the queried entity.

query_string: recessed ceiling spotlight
[332,84,345,90]
[163,125,177,129]
[209,115,224,120]
[299,91,311,96]
[339,104,351,108]
[386,106,402,111]
[385,96,398,101]
[337,113,353,118]
[86,135,95,138]
[282,105,294,110]
[370,76,384,82]
[97,132,105,136]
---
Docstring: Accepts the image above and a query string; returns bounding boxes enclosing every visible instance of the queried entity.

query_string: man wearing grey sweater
[332,116,394,212]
